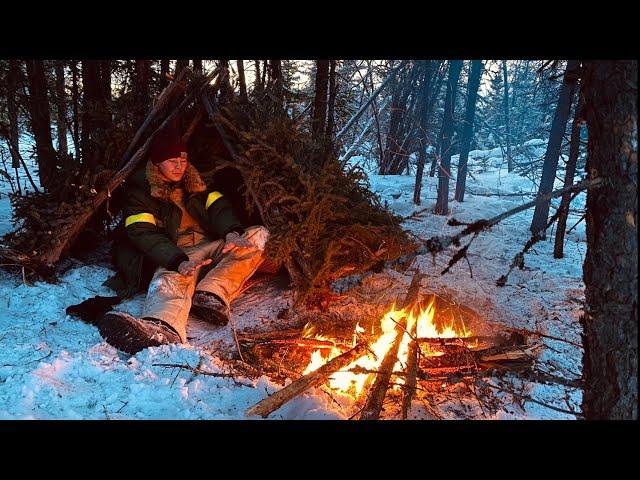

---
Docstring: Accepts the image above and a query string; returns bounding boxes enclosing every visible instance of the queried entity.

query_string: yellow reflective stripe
[125,213,157,227]
[206,191,224,209]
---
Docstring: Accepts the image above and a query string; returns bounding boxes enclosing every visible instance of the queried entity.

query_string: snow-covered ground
[0,140,585,419]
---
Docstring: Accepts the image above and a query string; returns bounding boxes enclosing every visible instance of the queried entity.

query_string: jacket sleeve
[123,190,188,271]
[204,191,245,238]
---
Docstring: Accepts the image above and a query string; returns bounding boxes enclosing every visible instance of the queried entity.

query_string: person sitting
[100,127,269,354]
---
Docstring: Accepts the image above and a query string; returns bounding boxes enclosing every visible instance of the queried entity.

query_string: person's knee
[245,225,270,250]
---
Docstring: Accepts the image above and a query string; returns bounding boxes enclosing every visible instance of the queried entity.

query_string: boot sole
[98,312,164,354]
[190,304,229,326]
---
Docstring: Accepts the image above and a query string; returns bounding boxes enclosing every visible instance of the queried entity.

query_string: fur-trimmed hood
[145,159,207,200]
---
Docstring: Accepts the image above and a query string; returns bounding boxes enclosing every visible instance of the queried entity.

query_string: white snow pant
[142,225,269,342]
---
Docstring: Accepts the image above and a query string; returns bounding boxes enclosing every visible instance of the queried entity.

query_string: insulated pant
[142,225,269,342]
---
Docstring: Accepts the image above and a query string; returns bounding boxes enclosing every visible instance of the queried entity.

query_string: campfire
[301,297,471,399]
[243,273,539,419]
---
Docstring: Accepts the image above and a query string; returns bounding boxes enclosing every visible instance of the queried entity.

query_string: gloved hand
[222,231,254,254]
[178,258,212,276]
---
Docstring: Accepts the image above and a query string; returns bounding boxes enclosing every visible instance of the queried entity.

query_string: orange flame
[301,296,471,398]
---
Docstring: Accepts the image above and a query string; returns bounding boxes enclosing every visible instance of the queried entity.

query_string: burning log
[359,272,423,420]
[401,338,418,419]
[359,317,407,420]
[245,342,369,418]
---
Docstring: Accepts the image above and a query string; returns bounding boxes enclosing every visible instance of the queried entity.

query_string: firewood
[401,338,418,419]
[237,329,302,342]
[268,338,351,351]
[245,342,368,418]
[359,272,422,420]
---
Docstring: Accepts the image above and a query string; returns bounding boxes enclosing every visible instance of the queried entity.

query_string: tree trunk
[6,60,22,169]
[530,60,580,235]
[134,60,151,126]
[326,59,337,141]
[434,60,463,215]
[70,60,81,162]
[581,60,637,420]
[159,59,170,89]
[454,60,484,202]
[413,60,437,204]
[254,60,262,94]
[428,61,447,177]
[175,59,189,77]
[25,60,59,191]
[192,59,203,74]
[270,59,284,114]
[100,60,112,104]
[502,60,513,172]
[237,60,248,103]
[81,60,103,173]
[53,61,68,160]
[553,90,585,258]
[312,60,330,142]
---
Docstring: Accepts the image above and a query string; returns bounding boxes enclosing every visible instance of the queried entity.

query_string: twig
[474,379,584,418]
[153,362,253,388]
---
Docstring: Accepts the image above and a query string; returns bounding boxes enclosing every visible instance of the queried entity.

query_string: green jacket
[104,160,244,297]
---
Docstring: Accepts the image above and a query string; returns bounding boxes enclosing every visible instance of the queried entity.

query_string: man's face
[158,153,188,182]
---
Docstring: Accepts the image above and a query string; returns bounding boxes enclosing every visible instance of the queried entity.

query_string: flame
[301,296,472,398]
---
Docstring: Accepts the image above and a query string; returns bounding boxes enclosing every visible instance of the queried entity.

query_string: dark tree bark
[381,63,420,175]
[530,60,580,235]
[237,60,248,103]
[326,59,337,141]
[427,61,448,177]
[25,60,59,191]
[100,60,112,104]
[270,59,284,114]
[413,60,437,204]
[134,60,151,125]
[70,61,81,162]
[554,90,585,258]
[81,60,103,172]
[160,59,170,89]
[312,60,330,142]
[502,60,513,172]
[217,59,234,104]
[6,60,22,169]
[192,59,203,74]
[581,59,637,420]
[254,60,262,94]
[175,60,189,77]
[454,60,484,202]
[434,59,463,215]
[53,60,68,158]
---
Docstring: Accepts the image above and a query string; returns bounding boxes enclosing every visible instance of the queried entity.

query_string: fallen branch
[245,342,369,418]
[332,177,603,293]
[152,362,253,388]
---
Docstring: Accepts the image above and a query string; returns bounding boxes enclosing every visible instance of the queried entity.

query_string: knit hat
[149,128,188,165]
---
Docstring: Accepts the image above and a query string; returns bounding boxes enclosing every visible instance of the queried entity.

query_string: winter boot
[97,311,181,354]
[190,291,229,326]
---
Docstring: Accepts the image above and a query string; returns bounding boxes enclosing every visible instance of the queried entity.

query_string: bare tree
[25,60,59,191]
[434,60,463,215]
[502,60,513,172]
[312,60,329,142]
[237,60,248,103]
[454,60,484,202]
[553,90,585,258]
[530,60,580,235]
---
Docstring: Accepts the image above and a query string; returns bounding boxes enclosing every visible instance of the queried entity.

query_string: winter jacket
[104,160,244,297]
